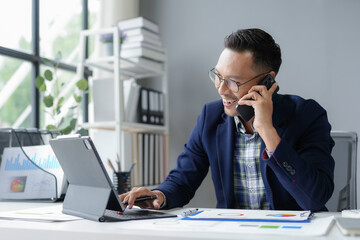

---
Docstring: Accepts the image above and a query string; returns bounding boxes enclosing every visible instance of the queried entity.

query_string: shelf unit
[76,27,169,175]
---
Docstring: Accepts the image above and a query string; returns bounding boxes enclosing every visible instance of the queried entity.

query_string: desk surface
[0,201,357,240]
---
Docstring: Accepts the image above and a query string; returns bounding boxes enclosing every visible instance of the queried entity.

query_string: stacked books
[118,17,165,74]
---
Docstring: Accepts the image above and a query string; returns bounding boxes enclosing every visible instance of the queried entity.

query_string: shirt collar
[234,116,257,136]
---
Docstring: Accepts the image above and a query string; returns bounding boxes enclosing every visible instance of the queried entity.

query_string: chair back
[326,131,357,211]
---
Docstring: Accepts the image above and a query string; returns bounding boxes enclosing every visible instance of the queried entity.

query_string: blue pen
[128,163,135,173]
[124,163,136,179]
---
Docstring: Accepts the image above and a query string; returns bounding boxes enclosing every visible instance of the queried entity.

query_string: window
[0,56,32,128]
[40,0,82,65]
[0,0,100,129]
[0,1,32,53]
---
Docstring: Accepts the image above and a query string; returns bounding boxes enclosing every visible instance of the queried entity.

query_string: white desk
[0,201,357,240]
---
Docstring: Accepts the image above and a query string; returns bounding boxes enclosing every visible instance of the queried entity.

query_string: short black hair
[224,28,282,75]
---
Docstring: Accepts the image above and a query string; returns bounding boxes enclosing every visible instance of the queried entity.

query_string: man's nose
[218,79,230,94]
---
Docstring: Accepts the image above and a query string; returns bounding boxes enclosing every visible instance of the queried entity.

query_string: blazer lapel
[216,113,236,208]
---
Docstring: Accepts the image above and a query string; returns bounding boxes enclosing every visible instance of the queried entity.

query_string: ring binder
[0,128,67,202]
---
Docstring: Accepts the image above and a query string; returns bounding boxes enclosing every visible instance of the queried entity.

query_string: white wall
[99,0,139,27]
[140,0,360,208]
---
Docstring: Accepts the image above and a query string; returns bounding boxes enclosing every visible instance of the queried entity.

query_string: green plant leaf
[43,95,54,107]
[69,105,78,109]
[60,126,72,135]
[44,69,53,81]
[76,78,88,90]
[73,94,82,103]
[46,124,57,130]
[42,58,54,67]
[38,83,46,92]
[56,97,64,114]
[35,76,44,88]
[56,97,64,109]
[76,128,88,136]
[70,118,77,130]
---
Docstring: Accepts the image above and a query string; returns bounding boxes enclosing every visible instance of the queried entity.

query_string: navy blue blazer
[156,93,335,211]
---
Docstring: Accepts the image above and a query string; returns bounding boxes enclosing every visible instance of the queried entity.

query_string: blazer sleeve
[154,105,210,209]
[265,99,335,211]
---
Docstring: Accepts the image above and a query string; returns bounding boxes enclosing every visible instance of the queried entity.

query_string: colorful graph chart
[217,213,244,217]
[266,214,297,217]
[4,152,60,171]
[238,223,302,229]
[183,209,310,222]
[10,177,26,192]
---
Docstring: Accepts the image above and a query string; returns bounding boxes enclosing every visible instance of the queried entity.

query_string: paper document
[0,205,81,222]
[182,209,312,222]
[116,213,333,237]
[0,145,65,200]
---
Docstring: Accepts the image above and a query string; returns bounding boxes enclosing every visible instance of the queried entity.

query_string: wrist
[258,127,280,152]
[152,190,166,208]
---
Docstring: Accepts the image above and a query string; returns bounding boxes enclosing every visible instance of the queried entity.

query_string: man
[121,28,335,211]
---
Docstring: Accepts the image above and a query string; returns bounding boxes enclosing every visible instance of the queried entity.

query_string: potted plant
[35,52,88,135]
[100,30,126,56]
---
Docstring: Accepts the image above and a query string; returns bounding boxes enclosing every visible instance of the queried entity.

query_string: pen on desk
[122,195,158,205]
[181,208,199,217]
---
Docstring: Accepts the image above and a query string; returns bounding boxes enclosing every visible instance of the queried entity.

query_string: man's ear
[269,71,276,79]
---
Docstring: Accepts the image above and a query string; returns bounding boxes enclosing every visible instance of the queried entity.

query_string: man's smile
[222,98,237,107]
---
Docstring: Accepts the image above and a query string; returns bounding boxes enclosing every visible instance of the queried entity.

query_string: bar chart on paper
[0,146,65,199]
[4,152,60,171]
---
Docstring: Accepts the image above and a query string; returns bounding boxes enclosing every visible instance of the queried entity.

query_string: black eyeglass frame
[209,68,270,93]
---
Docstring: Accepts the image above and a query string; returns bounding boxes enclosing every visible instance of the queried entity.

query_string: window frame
[0,0,91,129]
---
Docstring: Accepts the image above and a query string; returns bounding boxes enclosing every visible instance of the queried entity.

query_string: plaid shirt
[233,117,270,209]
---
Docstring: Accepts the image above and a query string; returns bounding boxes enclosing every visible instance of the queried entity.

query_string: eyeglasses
[209,68,269,93]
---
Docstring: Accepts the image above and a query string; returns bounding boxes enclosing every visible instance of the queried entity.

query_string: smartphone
[236,74,279,122]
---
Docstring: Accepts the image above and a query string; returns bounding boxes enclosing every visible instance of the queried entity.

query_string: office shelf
[81,121,167,134]
[76,26,169,187]
[84,56,165,79]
